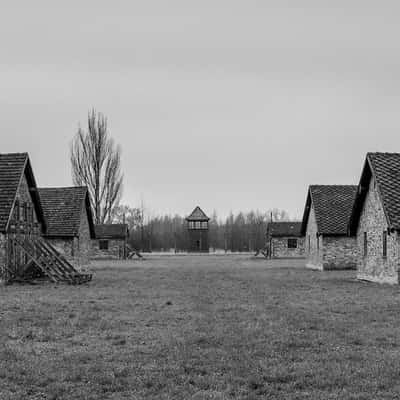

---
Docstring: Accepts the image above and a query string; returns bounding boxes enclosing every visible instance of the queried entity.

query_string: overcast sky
[1,1,399,219]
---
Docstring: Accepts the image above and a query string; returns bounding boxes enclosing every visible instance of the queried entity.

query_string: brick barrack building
[266,221,305,258]
[38,186,96,267]
[0,153,91,284]
[92,224,129,259]
[0,153,46,281]
[349,153,400,284]
[301,185,358,270]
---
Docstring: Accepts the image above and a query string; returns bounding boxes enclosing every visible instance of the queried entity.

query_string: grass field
[1,256,400,399]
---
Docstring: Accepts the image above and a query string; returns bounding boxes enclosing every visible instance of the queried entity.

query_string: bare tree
[70,109,123,224]
[110,204,141,231]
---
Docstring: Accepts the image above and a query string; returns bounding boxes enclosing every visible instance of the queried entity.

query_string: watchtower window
[195,221,201,229]
[287,238,297,249]
[201,221,208,229]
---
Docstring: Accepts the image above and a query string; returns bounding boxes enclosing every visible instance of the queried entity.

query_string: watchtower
[186,206,209,253]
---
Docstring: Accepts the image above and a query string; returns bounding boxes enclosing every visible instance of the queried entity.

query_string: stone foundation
[357,273,398,285]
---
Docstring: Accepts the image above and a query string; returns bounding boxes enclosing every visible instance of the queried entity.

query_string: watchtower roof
[186,206,210,221]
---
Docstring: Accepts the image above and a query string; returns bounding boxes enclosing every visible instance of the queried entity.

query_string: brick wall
[91,238,126,259]
[13,173,39,226]
[322,236,358,270]
[356,176,399,284]
[75,201,92,266]
[1,173,41,282]
[271,236,305,258]
[45,203,92,268]
[305,198,358,270]
[46,237,74,260]
[305,204,323,269]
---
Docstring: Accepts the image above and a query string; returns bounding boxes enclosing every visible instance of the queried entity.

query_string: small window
[288,238,297,249]
[24,203,28,222]
[363,232,368,257]
[18,202,24,222]
[201,221,208,229]
[317,234,320,255]
[15,200,20,220]
[308,235,311,252]
[99,240,109,250]
[383,230,387,258]
[195,221,201,229]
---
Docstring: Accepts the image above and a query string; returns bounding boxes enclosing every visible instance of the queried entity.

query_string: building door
[196,240,200,251]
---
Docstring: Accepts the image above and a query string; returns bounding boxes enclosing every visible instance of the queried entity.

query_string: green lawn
[1,256,400,399]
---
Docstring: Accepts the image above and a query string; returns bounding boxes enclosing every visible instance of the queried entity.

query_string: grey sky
[1,1,400,219]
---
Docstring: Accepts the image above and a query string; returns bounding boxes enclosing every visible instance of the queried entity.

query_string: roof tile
[95,224,128,239]
[302,185,357,235]
[367,152,400,230]
[267,222,302,237]
[186,206,209,221]
[0,153,29,232]
[38,187,94,238]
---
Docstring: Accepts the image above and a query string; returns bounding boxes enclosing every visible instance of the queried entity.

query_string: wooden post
[123,213,127,259]
[269,212,273,259]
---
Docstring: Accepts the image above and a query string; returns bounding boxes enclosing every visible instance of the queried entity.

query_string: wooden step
[11,237,92,285]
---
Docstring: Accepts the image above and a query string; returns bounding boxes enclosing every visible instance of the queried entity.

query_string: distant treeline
[111,206,290,252]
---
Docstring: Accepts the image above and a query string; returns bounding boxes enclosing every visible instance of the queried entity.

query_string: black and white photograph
[1,1,400,399]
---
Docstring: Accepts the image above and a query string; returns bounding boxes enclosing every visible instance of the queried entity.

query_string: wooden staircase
[11,236,92,284]
[254,249,268,258]
[126,244,143,259]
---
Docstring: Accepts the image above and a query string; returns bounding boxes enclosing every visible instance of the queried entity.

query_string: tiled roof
[301,185,357,235]
[95,224,128,239]
[0,153,45,233]
[186,206,209,221]
[38,187,95,238]
[267,221,302,237]
[350,153,400,232]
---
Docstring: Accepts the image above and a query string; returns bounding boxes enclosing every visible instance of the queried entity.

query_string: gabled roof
[95,224,128,240]
[0,152,45,233]
[301,185,357,236]
[267,221,302,237]
[349,152,400,233]
[186,206,209,221]
[38,186,95,238]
